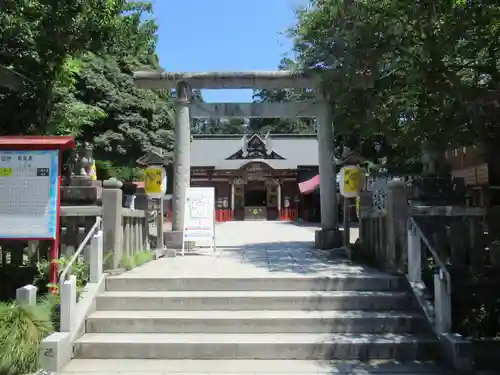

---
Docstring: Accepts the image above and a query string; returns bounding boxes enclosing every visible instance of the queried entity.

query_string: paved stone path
[133,221,364,279]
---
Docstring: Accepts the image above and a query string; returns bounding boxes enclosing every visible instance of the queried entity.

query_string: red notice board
[0,136,76,290]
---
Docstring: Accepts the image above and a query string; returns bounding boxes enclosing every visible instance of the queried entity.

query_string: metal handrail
[59,217,102,283]
[409,216,451,286]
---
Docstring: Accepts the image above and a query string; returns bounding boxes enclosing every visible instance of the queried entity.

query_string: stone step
[73,333,439,360]
[86,310,427,334]
[96,290,414,311]
[61,359,448,374]
[105,275,403,292]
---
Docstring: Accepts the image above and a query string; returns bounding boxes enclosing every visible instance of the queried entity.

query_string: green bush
[35,256,89,302]
[120,250,153,270]
[34,256,89,330]
[95,160,144,182]
[0,297,55,375]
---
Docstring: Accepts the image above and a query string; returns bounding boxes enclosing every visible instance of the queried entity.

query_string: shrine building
[190,133,321,221]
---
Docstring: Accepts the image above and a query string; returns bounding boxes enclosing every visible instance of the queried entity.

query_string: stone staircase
[72,273,444,372]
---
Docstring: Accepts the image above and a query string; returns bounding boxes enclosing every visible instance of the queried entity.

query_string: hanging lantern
[144,164,167,199]
[339,165,362,198]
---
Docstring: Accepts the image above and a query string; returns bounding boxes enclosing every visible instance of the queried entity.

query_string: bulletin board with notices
[0,150,60,239]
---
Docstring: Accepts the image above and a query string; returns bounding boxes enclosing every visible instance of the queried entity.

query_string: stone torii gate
[133,71,341,249]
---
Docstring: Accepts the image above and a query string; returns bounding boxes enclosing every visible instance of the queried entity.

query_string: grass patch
[120,250,154,271]
[0,296,56,375]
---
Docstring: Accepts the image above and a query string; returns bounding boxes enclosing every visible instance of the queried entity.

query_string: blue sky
[153,0,306,103]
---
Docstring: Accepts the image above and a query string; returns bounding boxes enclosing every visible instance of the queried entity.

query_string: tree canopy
[0,0,174,178]
[5,0,500,181]
[288,0,500,175]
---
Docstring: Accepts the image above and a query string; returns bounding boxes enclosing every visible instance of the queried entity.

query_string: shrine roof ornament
[225,133,285,161]
[136,149,173,167]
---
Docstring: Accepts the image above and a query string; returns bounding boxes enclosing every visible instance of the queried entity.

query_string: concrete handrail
[59,217,104,333]
[59,217,102,282]
[407,216,451,334]
[408,216,451,285]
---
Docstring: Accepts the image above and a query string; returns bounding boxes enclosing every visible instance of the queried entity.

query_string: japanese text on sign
[340,165,362,198]
[144,165,166,198]
[0,150,59,239]
[183,187,215,248]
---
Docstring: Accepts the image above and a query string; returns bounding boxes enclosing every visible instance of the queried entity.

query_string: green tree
[191,91,246,134]
[289,0,500,178]
[250,57,316,134]
[0,0,175,172]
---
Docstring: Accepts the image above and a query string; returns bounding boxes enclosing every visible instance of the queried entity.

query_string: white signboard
[0,150,59,239]
[182,187,215,255]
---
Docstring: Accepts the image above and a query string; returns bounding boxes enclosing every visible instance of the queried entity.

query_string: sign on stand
[0,150,60,239]
[182,187,215,256]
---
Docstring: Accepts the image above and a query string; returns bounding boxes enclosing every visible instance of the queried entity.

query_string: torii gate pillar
[133,71,341,250]
[315,97,341,249]
[171,82,192,233]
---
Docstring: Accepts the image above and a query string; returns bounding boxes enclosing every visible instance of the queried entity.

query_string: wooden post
[157,197,164,250]
[343,196,350,246]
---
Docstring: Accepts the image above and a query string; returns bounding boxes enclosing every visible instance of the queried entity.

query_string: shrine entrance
[244,182,267,220]
[238,161,280,221]
[133,70,343,249]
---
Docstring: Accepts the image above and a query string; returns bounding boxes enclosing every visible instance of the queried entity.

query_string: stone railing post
[407,219,422,283]
[16,284,37,305]
[60,275,77,332]
[435,270,452,333]
[102,178,123,269]
[89,229,103,282]
[386,179,408,270]
[358,191,372,247]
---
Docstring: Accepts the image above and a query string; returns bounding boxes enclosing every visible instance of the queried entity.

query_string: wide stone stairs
[70,273,446,373]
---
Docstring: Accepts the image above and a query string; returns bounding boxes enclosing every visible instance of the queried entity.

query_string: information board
[0,150,59,239]
[182,187,215,254]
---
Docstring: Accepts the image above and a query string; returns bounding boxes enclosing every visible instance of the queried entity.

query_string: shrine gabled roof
[191,133,318,170]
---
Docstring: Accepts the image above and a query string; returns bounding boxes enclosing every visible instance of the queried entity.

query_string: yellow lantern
[339,165,362,198]
[144,164,167,199]
[89,160,97,181]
